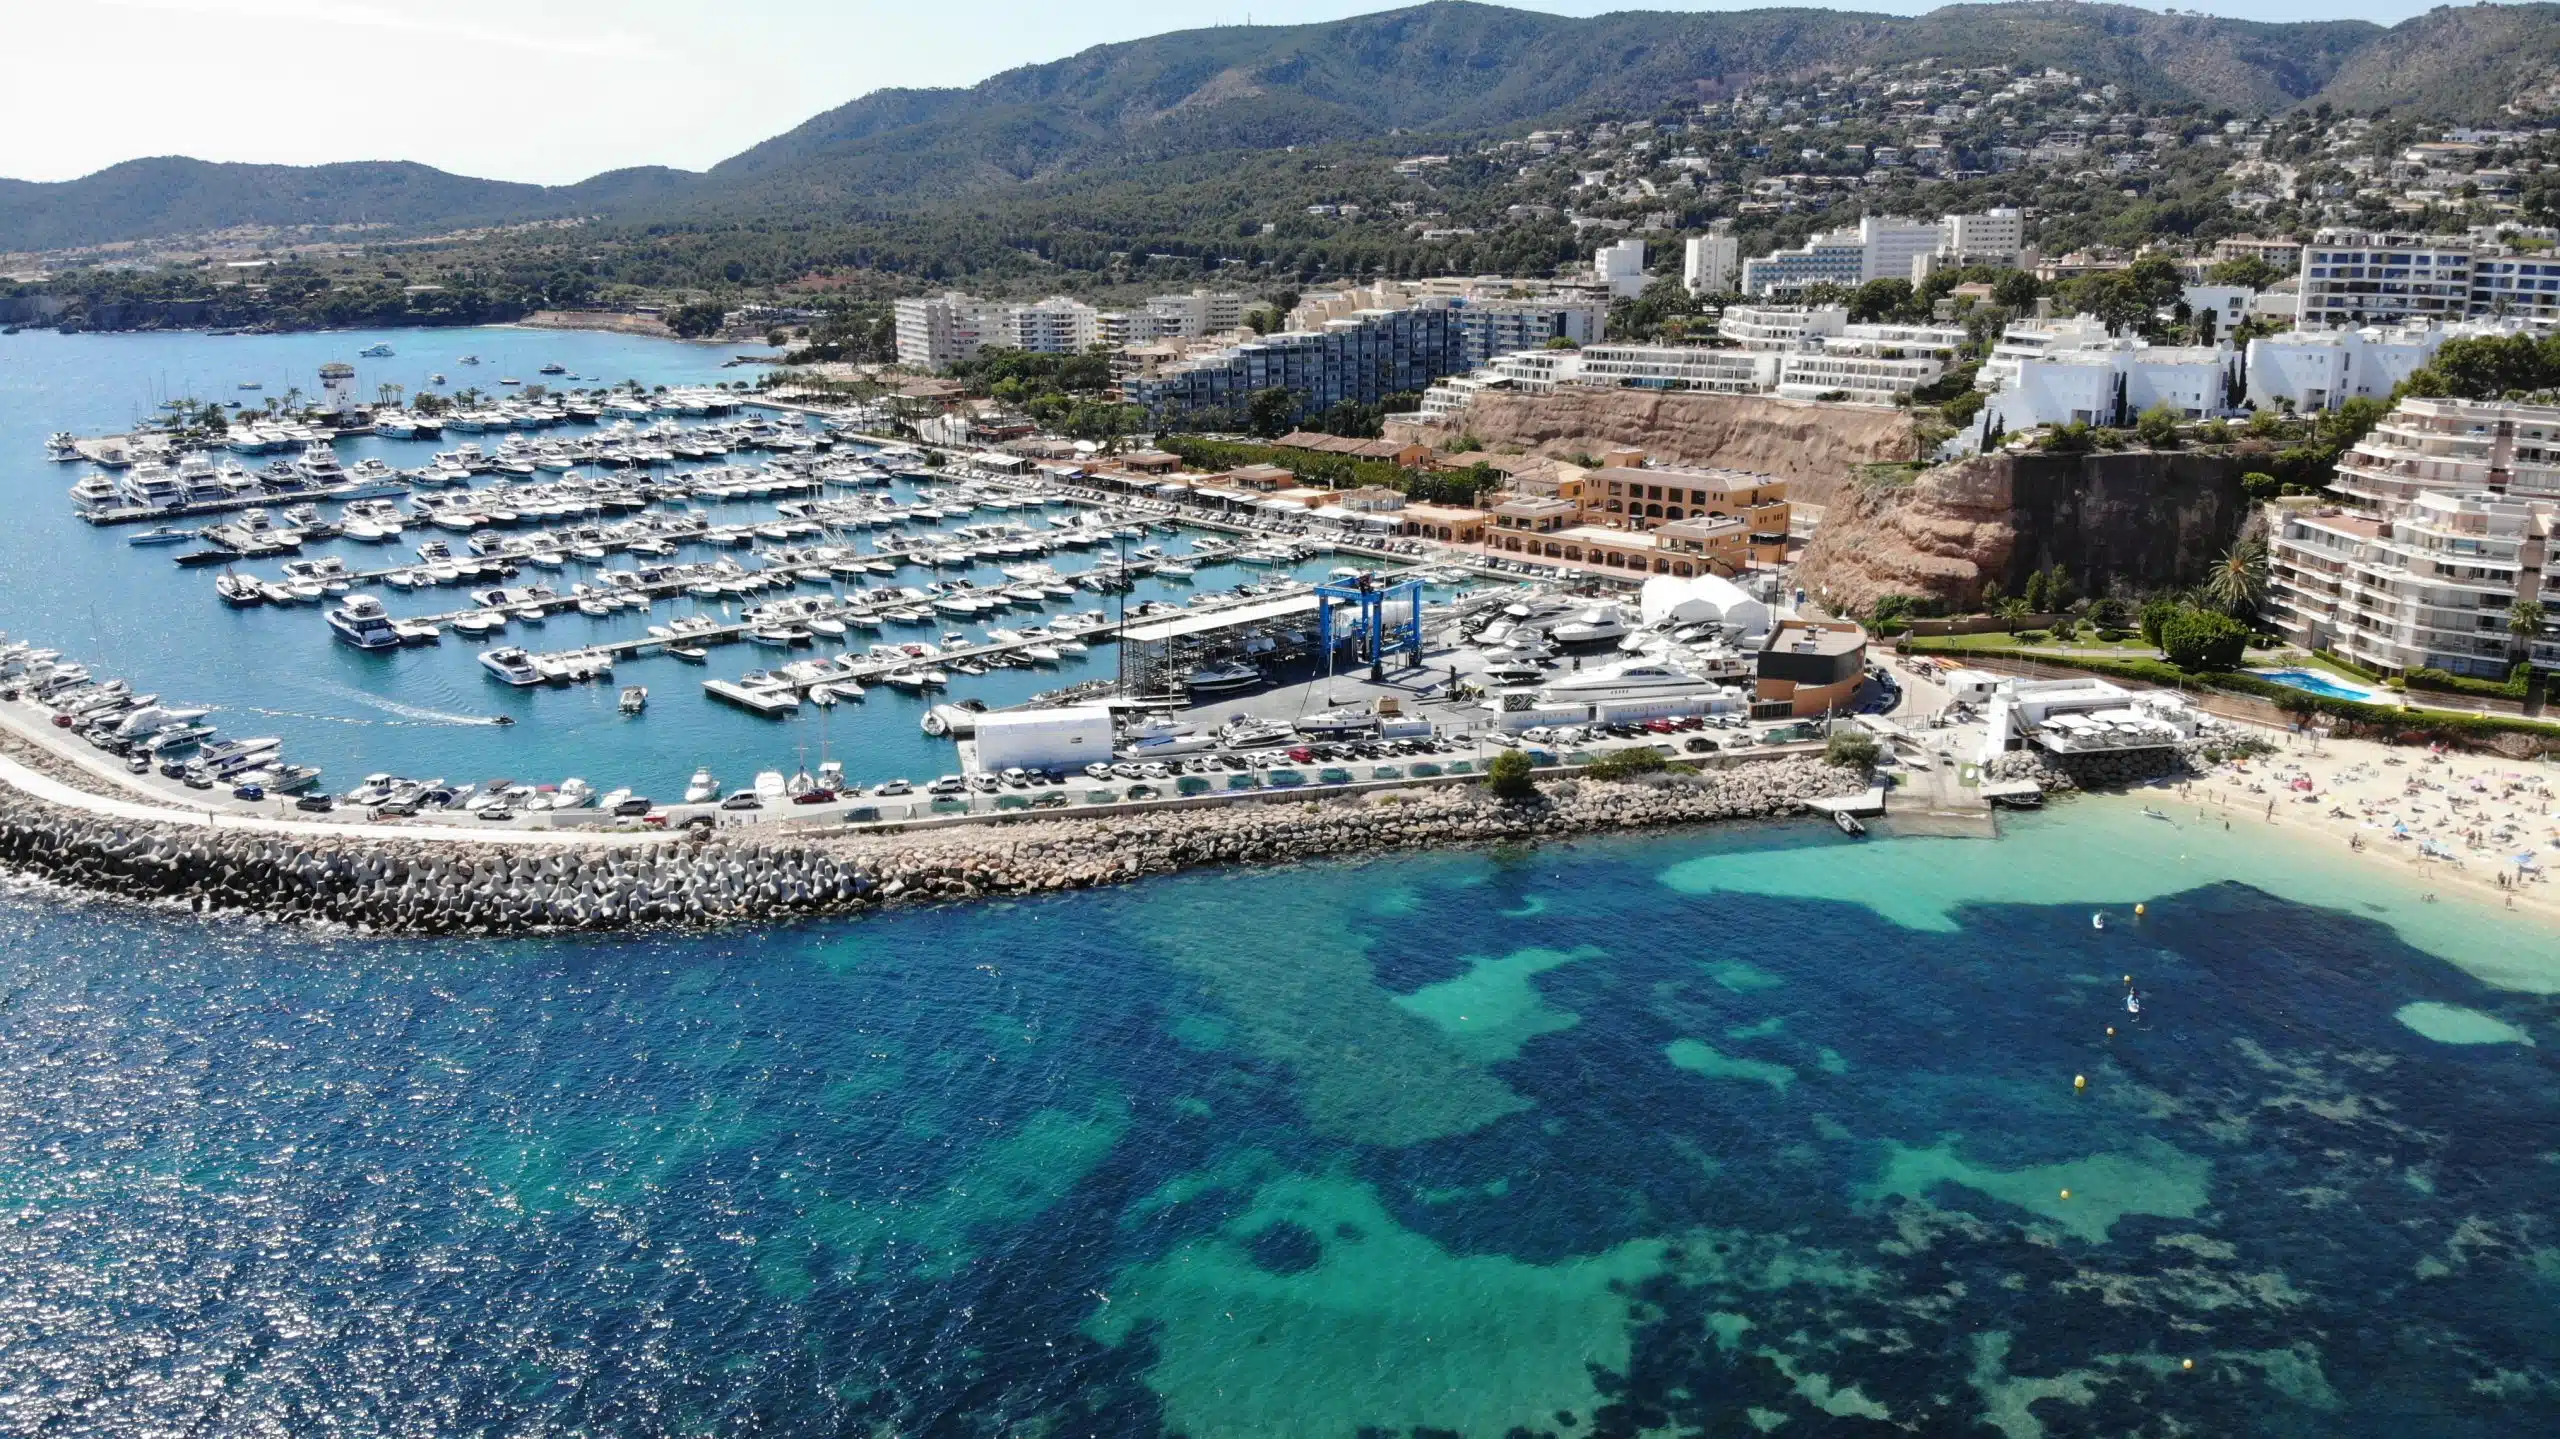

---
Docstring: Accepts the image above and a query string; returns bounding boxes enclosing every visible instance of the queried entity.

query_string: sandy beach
[2141,727,2560,924]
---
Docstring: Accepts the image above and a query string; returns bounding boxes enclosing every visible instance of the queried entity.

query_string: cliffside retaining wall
[1386,389,1917,505]
[1796,448,2254,615]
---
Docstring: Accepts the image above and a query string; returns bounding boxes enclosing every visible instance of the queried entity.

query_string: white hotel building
[2269,397,2560,678]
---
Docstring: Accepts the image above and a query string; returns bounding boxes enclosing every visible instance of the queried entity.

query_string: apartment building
[1000,296,1101,354]
[1940,207,2025,265]
[2245,318,2541,413]
[893,292,994,370]
[1775,320,1966,405]
[2296,231,2478,329]
[2271,492,2546,679]
[1743,216,1941,295]
[2329,396,2560,509]
[1718,304,1846,348]
[1095,309,1184,348]
[1595,238,1650,298]
[1975,327,2236,433]
[1121,295,1601,425]
[1737,211,2021,296]
[2469,255,2560,325]
[1142,289,1251,339]
[1576,344,1782,395]
[896,291,1108,367]
[2214,235,2304,270]
[1683,228,1740,296]
[2271,398,2560,677]
[1412,343,1778,417]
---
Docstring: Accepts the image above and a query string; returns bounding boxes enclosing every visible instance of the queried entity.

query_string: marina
[9,326,1912,829]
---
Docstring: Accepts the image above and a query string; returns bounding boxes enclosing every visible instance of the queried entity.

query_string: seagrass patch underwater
[0,800,2554,1436]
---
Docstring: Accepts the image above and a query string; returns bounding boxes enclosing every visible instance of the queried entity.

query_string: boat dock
[82,480,391,527]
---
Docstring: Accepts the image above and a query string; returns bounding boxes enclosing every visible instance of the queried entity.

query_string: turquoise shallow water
[0,327,1378,798]
[1,795,2556,1435]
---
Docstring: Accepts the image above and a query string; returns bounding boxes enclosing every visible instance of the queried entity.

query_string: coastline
[2136,729,2560,925]
[0,728,1868,932]
[506,310,679,340]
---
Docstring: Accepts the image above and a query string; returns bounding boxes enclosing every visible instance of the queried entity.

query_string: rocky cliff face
[1385,390,1918,504]
[1793,448,2254,614]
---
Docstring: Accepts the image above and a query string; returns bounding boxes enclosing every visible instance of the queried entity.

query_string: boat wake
[251,686,509,728]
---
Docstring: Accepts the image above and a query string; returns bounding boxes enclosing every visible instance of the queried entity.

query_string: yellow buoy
[2135,903,2147,916]
[2123,974,2133,985]
[2182,1358,2195,1372]
[2074,1074,2088,1090]
[2059,1188,2072,1200]
[2106,1026,2117,1038]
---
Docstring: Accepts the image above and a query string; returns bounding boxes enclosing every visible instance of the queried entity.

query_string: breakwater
[0,758,1868,934]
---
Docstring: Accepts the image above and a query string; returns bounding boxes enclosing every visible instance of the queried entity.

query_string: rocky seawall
[0,759,1869,935]
[1988,745,2202,792]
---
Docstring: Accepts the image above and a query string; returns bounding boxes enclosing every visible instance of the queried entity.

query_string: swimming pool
[2255,667,2383,702]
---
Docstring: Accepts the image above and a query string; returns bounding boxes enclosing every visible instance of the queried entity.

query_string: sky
[1,0,2457,187]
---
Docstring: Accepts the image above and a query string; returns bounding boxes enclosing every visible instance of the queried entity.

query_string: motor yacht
[1182,660,1262,694]
[326,595,402,650]
[1293,706,1381,736]
[477,647,543,685]
[684,768,721,804]
[1534,660,1722,706]
[1219,716,1296,749]
[1548,604,1631,646]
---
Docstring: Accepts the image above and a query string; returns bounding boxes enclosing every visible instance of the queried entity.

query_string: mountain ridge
[0,1,2548,256]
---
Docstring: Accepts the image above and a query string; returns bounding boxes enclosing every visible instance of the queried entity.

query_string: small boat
[619,685,648,714]
[360,343,395,358]
[669,644,710,664]
[128,526,199,546]
[683,768,720,804]
[2126,990,2142,1016]
[2092,913,2107,931]
[2142,806,2172,822]
[1833,810,1866,837]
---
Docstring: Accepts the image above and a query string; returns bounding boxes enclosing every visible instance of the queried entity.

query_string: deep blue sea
[0,787,2556,1436]
[0,326,1368,799]
[4,330,2559,1436]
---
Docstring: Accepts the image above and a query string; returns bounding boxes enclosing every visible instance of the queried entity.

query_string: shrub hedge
[2404,664,2530,700]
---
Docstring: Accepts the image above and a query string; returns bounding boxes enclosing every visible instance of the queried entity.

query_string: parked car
[720,792,762,811]
[927,775,967,795]
[613,796,654,816]
[872,778,913,797]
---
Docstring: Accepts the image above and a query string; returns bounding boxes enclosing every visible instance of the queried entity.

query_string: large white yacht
[1548,603,1631,646]
[1534,659,1723,706]
[117,462,189,511]
[293,440,348,487]
[326,595,402,650]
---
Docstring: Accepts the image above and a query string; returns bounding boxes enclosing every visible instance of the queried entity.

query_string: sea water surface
[0,326,1384,799]
[2,791,2556,1436]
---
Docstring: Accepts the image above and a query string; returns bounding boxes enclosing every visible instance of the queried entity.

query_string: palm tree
[2508,597,2546,668]
[2203,536,2269,619]
[1998,597,2031,633]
